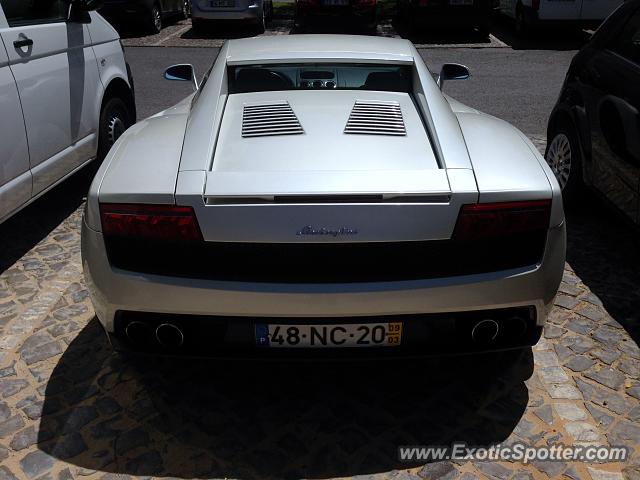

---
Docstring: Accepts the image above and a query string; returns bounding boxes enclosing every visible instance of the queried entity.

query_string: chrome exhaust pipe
[125,321,152,345]
[471,319,499,344]
[155,323,184,348]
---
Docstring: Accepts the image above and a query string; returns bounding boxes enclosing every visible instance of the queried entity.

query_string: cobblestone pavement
[0,138,639,480]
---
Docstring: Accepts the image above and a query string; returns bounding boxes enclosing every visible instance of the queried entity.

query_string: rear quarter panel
[85,109,190,230]
[456,111,564,227]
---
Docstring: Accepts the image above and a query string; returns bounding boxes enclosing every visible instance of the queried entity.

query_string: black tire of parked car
[256,1,267,34]
[545,117,585,206]
[98,97,134,162]
[477,17,491,38]
[182,0,191,18]
[401,3,417,34]
[146,2,163,34]
[515,3,529,36]
[192,17,206,33]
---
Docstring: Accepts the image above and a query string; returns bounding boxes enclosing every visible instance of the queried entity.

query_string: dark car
[100,0,190,34]
[294,0,378,32]
[545,0,640,223]
[396,0,493,37]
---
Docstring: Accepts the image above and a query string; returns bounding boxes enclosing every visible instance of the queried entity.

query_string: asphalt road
[125,46,576,135]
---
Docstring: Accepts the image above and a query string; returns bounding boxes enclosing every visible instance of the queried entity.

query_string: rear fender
[85,112,189,231]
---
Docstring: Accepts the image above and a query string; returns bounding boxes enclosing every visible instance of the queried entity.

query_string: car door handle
[13,37,33,49]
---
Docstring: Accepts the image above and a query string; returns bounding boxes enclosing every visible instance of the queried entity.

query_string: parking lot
[0,16,639,480]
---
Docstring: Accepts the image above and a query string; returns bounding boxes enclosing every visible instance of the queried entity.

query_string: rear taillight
[453,200,551,241]
[100,204,203,242]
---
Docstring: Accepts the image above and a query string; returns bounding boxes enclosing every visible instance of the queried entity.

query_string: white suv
[0,0,135,223]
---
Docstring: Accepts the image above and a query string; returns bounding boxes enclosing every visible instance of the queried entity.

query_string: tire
[396,0,407,22]
[477,17,491,38]
[182,0,191,18]
[146,3,163,34]
[98,97,134,162]
[545,117,584,204]
[405,5,417,34]
[255,2,266,34]
[514,3,528,36]
[191,17,204,33]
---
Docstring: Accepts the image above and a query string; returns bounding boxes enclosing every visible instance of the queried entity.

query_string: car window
[228,64,412,93]
[0,0,68,27]
[610,7,640,65]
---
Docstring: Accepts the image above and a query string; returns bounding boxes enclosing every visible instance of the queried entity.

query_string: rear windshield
[228,64,412,93]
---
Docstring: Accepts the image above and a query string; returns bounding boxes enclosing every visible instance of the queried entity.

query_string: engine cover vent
[344,100,407,135]
[344,100,407,136]
[242,101,304,138]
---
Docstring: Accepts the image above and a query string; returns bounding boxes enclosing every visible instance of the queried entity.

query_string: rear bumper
[295,4,377,25]
[522,7,602,28]
[82,218,565,356]
[107,309,544,358]
[408,1,492,26]
[191,3,262,21]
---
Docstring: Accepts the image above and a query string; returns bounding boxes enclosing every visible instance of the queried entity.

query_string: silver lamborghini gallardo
[81,35,566,357]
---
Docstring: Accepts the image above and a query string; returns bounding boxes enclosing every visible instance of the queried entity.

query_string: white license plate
[255,322,403,348]
[209,0,235,7]
[322,0,349,6]
[449,0,474,5]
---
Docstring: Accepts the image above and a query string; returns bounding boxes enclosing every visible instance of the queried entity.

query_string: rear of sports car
[82,36,565,359]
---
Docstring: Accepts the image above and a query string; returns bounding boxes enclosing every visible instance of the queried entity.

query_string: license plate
[322,0,349,6]
[209,0,235,7]
[449,0,474,5]
[255,322,402,348]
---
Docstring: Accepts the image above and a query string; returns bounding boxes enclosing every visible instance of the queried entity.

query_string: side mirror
[437,63,470,91]
[164,64,199,91]
[68,0,104,23]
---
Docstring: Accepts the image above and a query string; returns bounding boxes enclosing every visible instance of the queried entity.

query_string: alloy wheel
[515,6,526,35]
[546,133,572,190]
[153,6,162,32]
[107,113,126,148]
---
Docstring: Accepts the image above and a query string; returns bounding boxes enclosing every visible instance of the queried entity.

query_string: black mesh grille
[104,233,547,283]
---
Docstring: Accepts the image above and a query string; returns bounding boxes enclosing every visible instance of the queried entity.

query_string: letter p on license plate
[255,322,402,348]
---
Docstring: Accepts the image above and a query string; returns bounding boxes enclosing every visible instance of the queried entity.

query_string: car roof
[224,35,416,65]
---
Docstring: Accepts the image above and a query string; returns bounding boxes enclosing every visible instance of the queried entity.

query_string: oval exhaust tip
[125,321,153,345]
[155,323,184,349]
[471,319,499,344]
